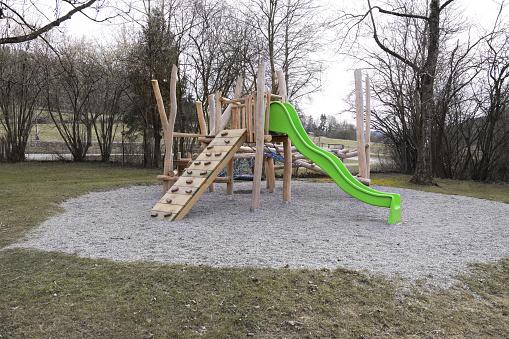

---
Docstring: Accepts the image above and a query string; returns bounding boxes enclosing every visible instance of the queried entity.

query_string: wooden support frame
[151,64,302,221]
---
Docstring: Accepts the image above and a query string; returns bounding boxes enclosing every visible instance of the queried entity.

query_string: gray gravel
[5,181,509,288]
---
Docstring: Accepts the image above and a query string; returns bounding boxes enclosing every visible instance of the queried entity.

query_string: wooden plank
[157,193,193,206]
[173,132,206,138]
[172,176,207,188]
[209,128,246,138]
[208,135,243,147]
[251,64,265,211]
[200,145,238,153]
[152,203,184,213]
[181,169,214,178]
[187,158,221,170]
[166,185,200,196]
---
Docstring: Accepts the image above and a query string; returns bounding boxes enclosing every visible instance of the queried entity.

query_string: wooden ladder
[151,129,247,221]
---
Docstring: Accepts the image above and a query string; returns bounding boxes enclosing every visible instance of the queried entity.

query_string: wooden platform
[150,129,247,221]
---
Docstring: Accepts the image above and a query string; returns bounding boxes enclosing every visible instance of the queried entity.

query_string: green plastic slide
[268,102,401,224]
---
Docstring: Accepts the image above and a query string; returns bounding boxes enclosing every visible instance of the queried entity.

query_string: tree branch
[367,0,419,71]
[439,0,456,12]
[0,0,98,45]
[374,6,429,21]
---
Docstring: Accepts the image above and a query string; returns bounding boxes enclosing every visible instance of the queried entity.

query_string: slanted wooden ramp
[151,129,247,221]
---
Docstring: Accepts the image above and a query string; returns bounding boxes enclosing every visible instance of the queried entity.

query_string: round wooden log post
[251,64,266,211]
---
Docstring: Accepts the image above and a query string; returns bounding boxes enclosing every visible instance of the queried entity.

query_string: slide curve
[268,102,401,224]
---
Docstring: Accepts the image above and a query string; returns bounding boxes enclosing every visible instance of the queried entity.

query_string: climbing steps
[151,129,247,221]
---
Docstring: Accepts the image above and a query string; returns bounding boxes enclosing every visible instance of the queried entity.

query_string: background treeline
[339,1,509,183]
[0,0,328,167]
[1,0,508,183]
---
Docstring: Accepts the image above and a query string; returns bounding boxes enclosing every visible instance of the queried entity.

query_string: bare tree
[0,0,102,45]
[0,41,46,162]
[340,0,461,184]
[123,1,196,167]
[187,0,260,118]
[89,45,130,162]
[45,39,101,161]
[242,0,328,101]
[471,27,509,181]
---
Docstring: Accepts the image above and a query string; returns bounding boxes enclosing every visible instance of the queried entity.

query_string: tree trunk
[410,0,440,186]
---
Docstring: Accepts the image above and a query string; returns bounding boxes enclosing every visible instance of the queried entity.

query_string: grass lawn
[1,163,508,337]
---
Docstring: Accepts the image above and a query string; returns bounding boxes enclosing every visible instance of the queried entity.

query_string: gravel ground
[6,181,509,288]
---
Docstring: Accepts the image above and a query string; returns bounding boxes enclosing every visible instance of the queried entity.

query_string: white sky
[64,0,506,124]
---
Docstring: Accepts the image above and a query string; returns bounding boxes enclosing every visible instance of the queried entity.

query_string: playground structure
[150,64,401,224]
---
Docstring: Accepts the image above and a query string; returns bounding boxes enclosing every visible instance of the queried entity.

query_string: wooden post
[227,158,234,200]
[354,69,367,180]
[233,76,243,129]
[264,91,271,135]
[151,79,171,193]
[151,65,178,194]
[209,93,216,136]
[365,74,371,179]
[283,136,292,203]
[246,94,253,142]
[277,69,291,203]
[215,91,222,136]
[251,64,265,211]
[196,101,207,135]
[265,156,275,193]
[276,70,288,103]
[208,93,216,192]
[168,65,178,166]
[220,77,243,130]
